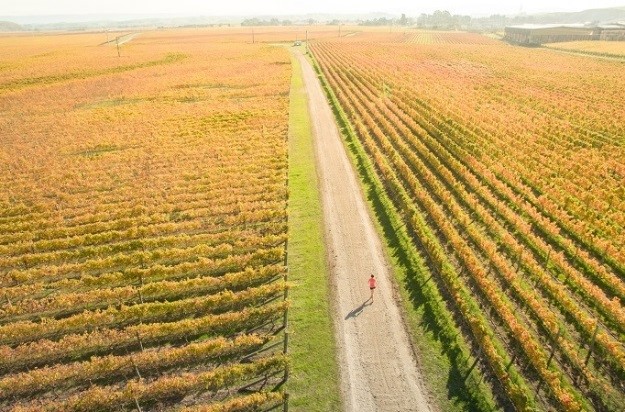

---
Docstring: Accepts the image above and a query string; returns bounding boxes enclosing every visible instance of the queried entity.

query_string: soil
[295,50,433,412]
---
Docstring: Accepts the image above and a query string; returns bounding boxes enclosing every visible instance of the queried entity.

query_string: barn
[504,24,596,45]
[504,23,625,45]
[600,23,625,40]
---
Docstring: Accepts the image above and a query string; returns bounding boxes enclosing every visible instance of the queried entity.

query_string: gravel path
[294,49,433,412]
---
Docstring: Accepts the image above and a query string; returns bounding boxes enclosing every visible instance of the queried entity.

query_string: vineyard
[310,32,625,411]
[404,31,501,45]
[543,40,625,59]
[0,30,291,411]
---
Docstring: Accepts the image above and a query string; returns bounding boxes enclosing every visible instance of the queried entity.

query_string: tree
[417,13,429,28]
[432,10,453,29]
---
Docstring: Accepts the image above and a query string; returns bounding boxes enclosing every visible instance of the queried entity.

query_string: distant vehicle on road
[294,40,301,46]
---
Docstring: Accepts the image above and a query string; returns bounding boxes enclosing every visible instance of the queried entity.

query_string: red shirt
[368,277,376,288]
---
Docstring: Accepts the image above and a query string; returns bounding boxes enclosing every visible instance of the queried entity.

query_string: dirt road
[101,32,139,46]
[294,50,433,412]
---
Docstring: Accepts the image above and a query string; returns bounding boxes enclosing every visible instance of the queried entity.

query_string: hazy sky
[1,0,624,16]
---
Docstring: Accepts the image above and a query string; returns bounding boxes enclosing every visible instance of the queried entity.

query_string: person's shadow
[345,299,371,320]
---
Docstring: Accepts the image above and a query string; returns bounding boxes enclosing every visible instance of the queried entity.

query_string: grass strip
[286,47,341,411]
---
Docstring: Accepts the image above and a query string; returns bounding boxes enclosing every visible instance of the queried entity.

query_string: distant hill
[0,21,23,31]
[531,7,625,24]
[468,7,625,30]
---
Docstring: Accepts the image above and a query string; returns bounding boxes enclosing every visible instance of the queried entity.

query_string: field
[0,30,293,411]
[310,32,625,411]
[2,25,625,412]
[404,31,501,45]
[544,40,625,58]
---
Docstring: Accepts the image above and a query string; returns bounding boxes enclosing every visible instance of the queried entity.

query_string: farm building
[600,23,625,40]
[504,23,625,45]
[505,24,595,45]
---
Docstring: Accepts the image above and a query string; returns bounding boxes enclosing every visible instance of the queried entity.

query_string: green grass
[74,144,124,157]
[307,51,502,411]
[77,98,143,110]
[285,49,341,411]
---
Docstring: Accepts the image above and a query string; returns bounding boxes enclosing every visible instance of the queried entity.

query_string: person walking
[368,274,377,302]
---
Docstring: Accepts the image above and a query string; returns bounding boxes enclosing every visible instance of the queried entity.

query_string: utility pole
[305,30,308,54]
[252,28,255,44]
[116,37,121,57]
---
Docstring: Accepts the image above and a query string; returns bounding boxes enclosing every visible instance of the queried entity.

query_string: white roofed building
[504,23,625,45]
